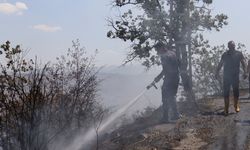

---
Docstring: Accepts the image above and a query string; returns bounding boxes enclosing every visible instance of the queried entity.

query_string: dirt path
[174,94,250,150]
[204,96,250,150]
[100,92,250,150]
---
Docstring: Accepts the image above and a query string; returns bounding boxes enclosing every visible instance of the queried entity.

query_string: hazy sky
[0,0,250,66]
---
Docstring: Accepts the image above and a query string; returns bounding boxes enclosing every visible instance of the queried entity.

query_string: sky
[0,0,250,66]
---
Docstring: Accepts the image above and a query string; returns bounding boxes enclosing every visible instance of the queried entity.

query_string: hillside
[98,90,250,150]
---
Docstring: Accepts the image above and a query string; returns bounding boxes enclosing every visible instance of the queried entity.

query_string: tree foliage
[108,0,228,68]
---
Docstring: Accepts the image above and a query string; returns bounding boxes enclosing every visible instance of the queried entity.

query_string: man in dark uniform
[147,43,180,122]
[216,41,247,115]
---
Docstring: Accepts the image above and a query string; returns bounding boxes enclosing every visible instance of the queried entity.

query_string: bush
[0,40,103,150]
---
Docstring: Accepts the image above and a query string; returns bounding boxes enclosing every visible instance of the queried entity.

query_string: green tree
[107,0,228,104]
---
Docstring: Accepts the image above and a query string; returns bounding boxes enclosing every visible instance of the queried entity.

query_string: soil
[99,90,250,150]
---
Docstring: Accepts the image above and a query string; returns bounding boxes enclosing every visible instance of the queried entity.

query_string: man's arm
[247,60,250,73]
[240,55,247,79]
[155,59,167,83]
[154,70,164,83]
[241,58,247,74]
[146,67,165,90]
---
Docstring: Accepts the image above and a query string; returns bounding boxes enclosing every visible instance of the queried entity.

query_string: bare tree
[0,40,103,150]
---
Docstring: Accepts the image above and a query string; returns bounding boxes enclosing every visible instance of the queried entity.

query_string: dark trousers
[161,75,179,121]
[223,76,239,98]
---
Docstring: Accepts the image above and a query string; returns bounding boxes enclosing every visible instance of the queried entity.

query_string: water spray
[65,88,149,150]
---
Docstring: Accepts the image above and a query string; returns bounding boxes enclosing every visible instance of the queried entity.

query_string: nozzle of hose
[146,81,158,90]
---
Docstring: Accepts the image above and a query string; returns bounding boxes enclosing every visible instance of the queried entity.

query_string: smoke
[63,89,146,150]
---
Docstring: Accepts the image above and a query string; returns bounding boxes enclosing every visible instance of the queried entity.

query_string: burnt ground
[99,90,250,150]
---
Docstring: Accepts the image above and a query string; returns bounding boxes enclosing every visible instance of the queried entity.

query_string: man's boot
[224,97,229,115]
[234,97,240,113]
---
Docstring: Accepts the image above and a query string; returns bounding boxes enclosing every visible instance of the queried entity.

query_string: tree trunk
[177,44,192,92]
[172,0,198,115]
